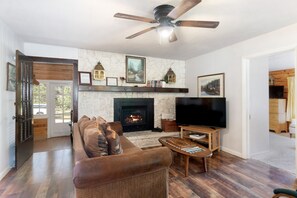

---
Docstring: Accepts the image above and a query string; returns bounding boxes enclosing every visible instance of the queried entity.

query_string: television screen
[269,86,284,98]
[176,97,226,128]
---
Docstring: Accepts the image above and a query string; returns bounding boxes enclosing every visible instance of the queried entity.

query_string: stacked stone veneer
[78,49,186,128]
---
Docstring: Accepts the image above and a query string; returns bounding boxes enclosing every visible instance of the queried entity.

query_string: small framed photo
[7,62,16,91]
[78,71,92,85]
[126,55,146,84]
[106,77,118,86]
[197,73,225,97]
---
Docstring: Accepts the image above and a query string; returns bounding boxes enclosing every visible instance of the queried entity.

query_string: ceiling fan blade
[167,0,201,20]
[114,13,156,23]
[176,20,219,28]
[126,27,157,39]
[169,32,177,42]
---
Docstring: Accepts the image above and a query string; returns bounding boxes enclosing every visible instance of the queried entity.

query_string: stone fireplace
[114,98,154,132]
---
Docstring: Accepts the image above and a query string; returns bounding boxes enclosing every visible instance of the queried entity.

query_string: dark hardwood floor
[0,137,296,198]
[0,137,74,198]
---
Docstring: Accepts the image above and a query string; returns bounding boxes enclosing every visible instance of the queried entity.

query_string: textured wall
[78,49,186,127]
[0,20,23,180]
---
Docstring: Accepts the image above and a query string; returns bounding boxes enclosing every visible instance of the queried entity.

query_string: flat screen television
[269,86,284,98]
[176,97,226,128]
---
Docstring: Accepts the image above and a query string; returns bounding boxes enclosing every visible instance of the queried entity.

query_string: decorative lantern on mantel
[164,68,176,84]
[93,61,105,80]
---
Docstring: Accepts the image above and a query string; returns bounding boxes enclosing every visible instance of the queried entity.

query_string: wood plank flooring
[0,137,74,198]
[169,152,297,198]
[0,136,296,198]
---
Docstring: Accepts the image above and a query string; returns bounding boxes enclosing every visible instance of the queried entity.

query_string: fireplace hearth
[114,98,154,132]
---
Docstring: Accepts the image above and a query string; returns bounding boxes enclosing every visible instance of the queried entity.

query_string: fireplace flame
[125,114,143,124]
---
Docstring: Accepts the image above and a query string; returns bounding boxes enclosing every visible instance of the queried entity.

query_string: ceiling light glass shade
[157,26,174,38]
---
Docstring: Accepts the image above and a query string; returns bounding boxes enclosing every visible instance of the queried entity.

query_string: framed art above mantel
[126,55,146,84]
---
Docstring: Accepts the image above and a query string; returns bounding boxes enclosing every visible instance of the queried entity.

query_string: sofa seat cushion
[120,136,141,154]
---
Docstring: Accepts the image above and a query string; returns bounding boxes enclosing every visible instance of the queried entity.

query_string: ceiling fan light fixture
[157,25,174,38]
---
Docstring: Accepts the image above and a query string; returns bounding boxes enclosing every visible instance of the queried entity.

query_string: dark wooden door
[15,50,34,169]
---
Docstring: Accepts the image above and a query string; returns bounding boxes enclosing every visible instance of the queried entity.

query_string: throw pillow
[83,126,108,157]
[95,116,108,131]
[107,121,123,136]
[79,119,96,137]
[96,116,107,125]
[105,127,123,155]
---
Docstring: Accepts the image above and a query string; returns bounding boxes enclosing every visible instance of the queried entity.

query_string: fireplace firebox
[114,98,154,132]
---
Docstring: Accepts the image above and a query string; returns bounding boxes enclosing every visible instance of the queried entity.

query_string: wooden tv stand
[179,125,221,152]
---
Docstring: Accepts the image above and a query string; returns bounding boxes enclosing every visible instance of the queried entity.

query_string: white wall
[186,22,297,157]
[78,49,186,127]
[23,43,186,127]
[0,20,23,180]
[24,43,78,59]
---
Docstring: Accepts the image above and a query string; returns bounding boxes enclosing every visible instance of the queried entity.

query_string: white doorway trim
[241,46,297,164]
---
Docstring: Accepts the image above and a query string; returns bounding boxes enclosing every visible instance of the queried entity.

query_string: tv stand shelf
[180,125,221,152]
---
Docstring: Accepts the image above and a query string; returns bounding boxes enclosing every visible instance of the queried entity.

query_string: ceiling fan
[114,0,219,42]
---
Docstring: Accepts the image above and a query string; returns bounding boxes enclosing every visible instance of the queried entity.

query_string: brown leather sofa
[72,122,172,198]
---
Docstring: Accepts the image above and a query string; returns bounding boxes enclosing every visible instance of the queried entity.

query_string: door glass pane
[54,85,72,124]
[55,114,63,123]
[33,83,47,115]
[64,112,71,123]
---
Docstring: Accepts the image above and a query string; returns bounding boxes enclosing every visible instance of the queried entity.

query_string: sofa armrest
[73,147,172,188]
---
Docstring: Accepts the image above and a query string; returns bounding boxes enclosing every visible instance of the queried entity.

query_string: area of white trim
[221,146,243,158]
[241,58,250,159]
[295,48,297,175]
[242,45,297,176]
[0,166,11,181]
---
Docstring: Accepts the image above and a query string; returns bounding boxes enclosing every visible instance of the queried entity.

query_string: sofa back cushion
[83,125,108,157]
[79,118,97,137]
[78,115,90,127]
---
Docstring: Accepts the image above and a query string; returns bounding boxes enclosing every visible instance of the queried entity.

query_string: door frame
[241,46,297,173]
[29,56,78,122]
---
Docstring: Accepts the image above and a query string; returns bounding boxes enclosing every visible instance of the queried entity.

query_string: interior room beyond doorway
[32,63,73,143]
[247,49,296,174]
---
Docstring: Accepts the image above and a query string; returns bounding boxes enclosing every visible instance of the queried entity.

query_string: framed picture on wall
[106,77,118,86]
[78,71,92,85]
[126,56,146,84]
[7,62,16,91]
[197,73,225,97]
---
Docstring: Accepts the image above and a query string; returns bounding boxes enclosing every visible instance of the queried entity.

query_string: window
[54,85,72,123]
[33,83,47,115]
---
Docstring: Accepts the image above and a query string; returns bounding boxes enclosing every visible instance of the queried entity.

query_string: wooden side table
[180,125,221,152]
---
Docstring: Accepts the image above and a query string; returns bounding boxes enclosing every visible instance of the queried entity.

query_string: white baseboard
[249,150,270,159]
[0,166,11,181]
[221,146,243,158]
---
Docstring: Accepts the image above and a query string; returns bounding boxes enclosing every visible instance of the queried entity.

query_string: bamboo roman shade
[33,63,73,80]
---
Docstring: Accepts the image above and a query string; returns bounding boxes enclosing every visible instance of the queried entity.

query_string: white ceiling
[1,0,297,60]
